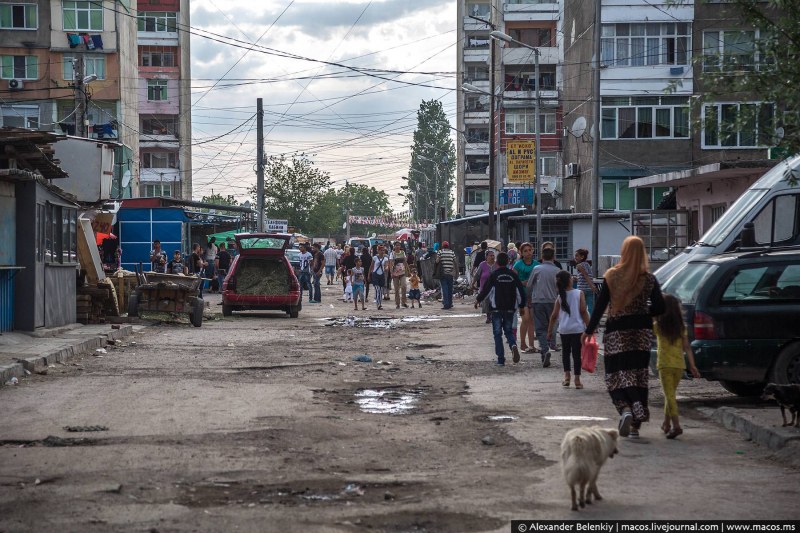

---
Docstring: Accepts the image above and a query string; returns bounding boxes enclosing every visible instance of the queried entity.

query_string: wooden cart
[127,271,204,327]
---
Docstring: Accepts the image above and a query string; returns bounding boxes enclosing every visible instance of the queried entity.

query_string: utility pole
[534,47,542,250]
[256,98,265,232]
[345,180,351,240]
[74,56,87,137]
[488,27,497,242]
[591,0,602,271]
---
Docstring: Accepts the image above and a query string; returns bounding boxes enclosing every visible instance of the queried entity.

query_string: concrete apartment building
[456,0,564,217]
[562,0,776,240]
[136,0,191,200]
[0,0,140,197]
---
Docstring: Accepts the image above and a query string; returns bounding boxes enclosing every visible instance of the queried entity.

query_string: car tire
[768,342,800,385]
[191,298,204,327]
[719,380,765,397]
[288,305,300,318]
[127,291,139,317]
[222,304,233,317]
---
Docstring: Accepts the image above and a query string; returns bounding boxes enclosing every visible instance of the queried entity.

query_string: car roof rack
[734,244,800,259]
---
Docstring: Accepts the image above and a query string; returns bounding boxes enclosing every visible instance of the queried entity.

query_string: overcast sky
[188,0,458,211]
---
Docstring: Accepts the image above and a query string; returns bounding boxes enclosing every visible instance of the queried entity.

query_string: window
[137,11,177,32]
[147,79,168,101]
[505,109,556,134]
[1,105,38,128]
[142,183,173,197]
[466,157,489,173]
[602,96,690,139]
[603,182,668,210]
[466,188,489,205]
[540,152,558,176]
[62,1,103,31]
[141,48,176,67]
[63,55,106,80]
[703,30,756,72]
[0,4,37,29]
[142,152,177,168]
[466,128,489,143]
[467,2,490,17]
[465,64,488,81]
[702,102,774,148]
[508,28,553,48]
[0,55,38,79]
[601,22,690,67]
[752,194,800,246]
[465,95,485,112]
[142,116,177,135]
[43,203,78,264]
[504,69,556,91]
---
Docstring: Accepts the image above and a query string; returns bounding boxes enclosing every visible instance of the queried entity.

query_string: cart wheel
[222,304,233,317]
[288,304,300,318]
[191,298,204,327]
[128,291,139,317]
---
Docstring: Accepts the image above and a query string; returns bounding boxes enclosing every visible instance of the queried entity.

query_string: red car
[222,233,302,318]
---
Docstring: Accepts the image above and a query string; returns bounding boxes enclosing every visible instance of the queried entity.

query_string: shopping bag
[581,334,598,373]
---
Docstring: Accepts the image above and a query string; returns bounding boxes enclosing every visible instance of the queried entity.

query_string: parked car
[655,155,800,284]
[657,247,800,396]
[285,247,301,278]
[221,233,301,318]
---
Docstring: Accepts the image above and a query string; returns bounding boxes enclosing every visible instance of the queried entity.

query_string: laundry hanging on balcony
[67,33,82,48]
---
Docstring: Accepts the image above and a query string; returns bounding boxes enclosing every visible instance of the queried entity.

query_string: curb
[1,325,134,385]
[698,406,800,457]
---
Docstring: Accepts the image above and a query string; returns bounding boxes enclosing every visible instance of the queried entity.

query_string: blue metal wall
[0,270,13,332]
[118,207,187,272]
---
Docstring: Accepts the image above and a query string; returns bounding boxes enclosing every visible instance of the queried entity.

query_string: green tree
[200,193,239,207]
[305,182,393,237]
[248,153,331,233]
[407,100,456,221]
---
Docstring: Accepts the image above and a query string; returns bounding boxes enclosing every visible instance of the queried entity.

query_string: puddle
[354,388,422,414]
[487,415,518,422]
[542,415,610,421]
[321,313,482,329]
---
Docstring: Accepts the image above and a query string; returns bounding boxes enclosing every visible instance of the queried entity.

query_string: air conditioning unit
[565,163,581,178]
[8,79,24,90]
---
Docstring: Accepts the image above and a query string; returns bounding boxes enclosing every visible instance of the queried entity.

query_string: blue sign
[499,188,534,205]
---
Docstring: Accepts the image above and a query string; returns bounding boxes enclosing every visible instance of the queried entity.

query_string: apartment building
[562,0,776,238]
[136,0,191,200]
[0,0,140,197]
[456,0,564,217]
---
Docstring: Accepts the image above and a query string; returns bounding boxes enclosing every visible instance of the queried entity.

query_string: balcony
[504,0,560,21]
[463,16,491,31]
[140,168,180,183]
[502,46,560,66]
[139,132,179,149]
[465,141,490,156]
[137,31,179,47]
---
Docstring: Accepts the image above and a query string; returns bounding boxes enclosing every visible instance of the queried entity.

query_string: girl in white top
[548,270,590,389]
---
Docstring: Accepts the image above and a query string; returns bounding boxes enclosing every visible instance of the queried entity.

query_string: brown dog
[561,426,619,511]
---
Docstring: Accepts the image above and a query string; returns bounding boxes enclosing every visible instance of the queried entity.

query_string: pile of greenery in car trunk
[234,259,289,295]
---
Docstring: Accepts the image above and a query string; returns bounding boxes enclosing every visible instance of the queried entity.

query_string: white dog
[561,426,619,511]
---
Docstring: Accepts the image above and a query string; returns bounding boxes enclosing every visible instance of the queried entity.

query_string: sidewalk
[0,323,140,384]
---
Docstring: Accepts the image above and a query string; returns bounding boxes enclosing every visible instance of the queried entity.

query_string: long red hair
[605,236,649,311]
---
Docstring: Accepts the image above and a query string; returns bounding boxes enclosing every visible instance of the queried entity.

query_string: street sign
[499,188,534,205]
[266,219,288,232]
[506,140,536,183]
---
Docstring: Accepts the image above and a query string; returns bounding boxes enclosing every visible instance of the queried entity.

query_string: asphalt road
[1,284,798,532]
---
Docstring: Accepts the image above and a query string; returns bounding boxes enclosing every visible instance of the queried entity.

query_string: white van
[655,155,800,283]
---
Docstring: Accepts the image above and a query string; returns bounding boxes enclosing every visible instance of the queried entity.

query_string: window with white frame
[63,55,106,80]
[466,188,490,205]
[62,1,103,31]
[137,11,177,32]
[141,48,176,67]
[1,104,39,128]
[602,181,670,211]
[147,79,168,101]
[466,127,489,143]
[702,30,757,72]
[141,116,177,135]
[465,64,488,82]
[142,152,177,169]
[466,2,490,17]
[0,3,37,29]
[702,102,774,148]
[601,96,690,139]
[142,183,173,197]
[505,109,556,134]
[601,22,690,67]
[539,152,558,176]
[0,55,38,79]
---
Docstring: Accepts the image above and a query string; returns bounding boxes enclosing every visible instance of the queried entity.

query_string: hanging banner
[506,140,536,184]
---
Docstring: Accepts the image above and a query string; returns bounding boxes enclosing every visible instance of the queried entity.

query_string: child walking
[350,258,366,311]
[408,267,422,308]
[548,271,590,389]
[654,293,700,439]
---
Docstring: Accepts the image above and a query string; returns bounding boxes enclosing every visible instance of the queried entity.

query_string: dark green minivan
[658,248,800,396]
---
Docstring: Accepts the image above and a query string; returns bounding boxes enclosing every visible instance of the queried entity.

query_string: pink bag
[581,334,598,373]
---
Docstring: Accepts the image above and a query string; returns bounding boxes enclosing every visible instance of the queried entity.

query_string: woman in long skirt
[583,236,665,439]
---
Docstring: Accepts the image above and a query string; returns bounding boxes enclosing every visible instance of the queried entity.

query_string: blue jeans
[312,272,322,302]
[492,310,517,363]
[440,274,454,308]
[299,272,311,301]
[217,269,227,291]
[583,289,595,315]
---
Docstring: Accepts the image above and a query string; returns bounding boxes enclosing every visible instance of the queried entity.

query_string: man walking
[475,252,526,366]
[436,241,458,310]
[391,242,409,309]
[527,244,561,367]
[215,242,231,290]
[311,243,325,303]
[298,243,313,303]
[324,244,339,285]
[360,246,372,300]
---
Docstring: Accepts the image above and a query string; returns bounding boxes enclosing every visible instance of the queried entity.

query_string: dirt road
[1,285,798,532]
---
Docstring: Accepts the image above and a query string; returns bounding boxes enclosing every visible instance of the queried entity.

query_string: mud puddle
[321,313,481,329]
[354,387,423,414]
[542,415,610,421]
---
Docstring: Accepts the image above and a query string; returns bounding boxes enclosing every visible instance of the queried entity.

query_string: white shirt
[205,243,218,261]
[558,289,585,335]
[298,251,313,273]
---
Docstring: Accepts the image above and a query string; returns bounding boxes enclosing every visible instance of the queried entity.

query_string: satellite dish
[570,116,587,138]
[121,170,131,188]
[482,201,490,211]
[342,222,347,229]
[589,123,596,140]
[478,95,489,105]
[776,127,785,139]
